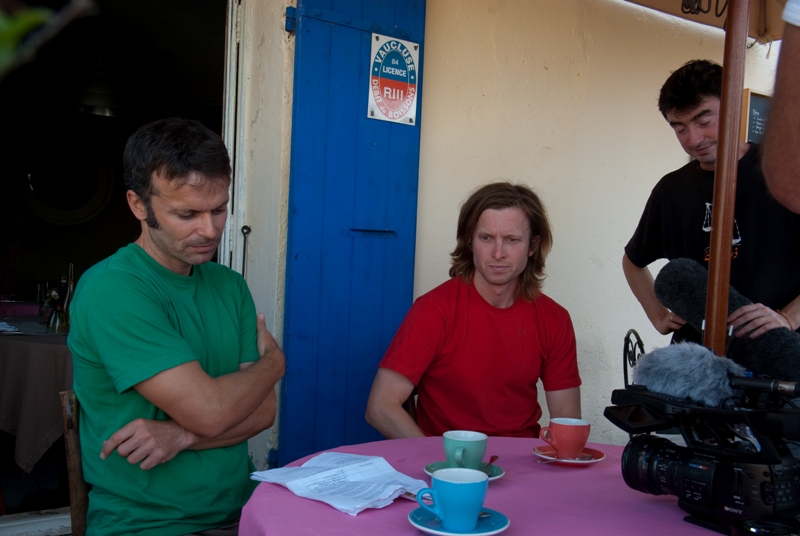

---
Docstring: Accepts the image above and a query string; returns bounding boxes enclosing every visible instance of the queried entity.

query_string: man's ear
[127,190,148,222]
[529,235,541,257]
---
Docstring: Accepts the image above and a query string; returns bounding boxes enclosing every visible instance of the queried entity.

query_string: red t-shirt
[379,277,581,437]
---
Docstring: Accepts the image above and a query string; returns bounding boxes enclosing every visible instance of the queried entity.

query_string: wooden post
[704,0,750,356]
[60,390,88,536]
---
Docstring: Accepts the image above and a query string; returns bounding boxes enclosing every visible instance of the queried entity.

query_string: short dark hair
[123,117,231,204]
[449,182,553,301]
[658,59,722,119]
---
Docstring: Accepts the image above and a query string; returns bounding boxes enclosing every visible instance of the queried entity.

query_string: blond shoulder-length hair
[449,182,553,301]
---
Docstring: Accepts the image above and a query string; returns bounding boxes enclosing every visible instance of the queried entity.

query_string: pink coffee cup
[539,418,590,459]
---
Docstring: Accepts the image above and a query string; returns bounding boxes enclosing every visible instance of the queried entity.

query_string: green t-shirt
[68,244,259,536]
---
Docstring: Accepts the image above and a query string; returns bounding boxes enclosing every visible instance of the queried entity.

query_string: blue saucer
[408,506,510,535]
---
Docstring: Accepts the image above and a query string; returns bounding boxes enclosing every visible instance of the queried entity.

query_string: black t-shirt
[625,144,800,342]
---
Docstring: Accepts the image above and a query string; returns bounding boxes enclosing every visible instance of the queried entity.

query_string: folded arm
[365,367,425,439]
[101,377,277,470]
[133,313,284,438]
[622,254,686,335]
[102,313,284,469]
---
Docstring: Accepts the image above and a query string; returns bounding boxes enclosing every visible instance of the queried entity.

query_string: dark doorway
[0,0,228,299]
[0,0,228,514]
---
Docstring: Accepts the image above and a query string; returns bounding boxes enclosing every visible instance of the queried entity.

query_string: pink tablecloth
[240,436,709,535]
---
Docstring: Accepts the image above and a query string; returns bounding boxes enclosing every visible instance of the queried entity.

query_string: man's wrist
[777,309,795,331]
[166,419,199,451]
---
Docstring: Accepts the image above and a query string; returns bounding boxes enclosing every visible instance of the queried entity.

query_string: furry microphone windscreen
[653,258,751,329]
[653,258,800,382]
[633,343,746,407]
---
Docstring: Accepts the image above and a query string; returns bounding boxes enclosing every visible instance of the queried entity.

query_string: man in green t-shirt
[68,118,285,535]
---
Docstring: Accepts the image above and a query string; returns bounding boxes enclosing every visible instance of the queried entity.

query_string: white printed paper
[251,452,427,516]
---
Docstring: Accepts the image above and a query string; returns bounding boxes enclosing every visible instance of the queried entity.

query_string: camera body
[606,385,800,534]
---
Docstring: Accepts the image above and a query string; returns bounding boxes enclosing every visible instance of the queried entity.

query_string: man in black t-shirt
[622,60,800,344]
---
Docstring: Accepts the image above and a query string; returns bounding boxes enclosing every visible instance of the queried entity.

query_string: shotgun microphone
[728,376,800,397]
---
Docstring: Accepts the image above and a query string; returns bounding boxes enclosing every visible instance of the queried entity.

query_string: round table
[0,332,72,472]
[240,436,709,535]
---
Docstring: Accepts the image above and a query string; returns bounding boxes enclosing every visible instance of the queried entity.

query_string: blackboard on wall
[740,89,771,144]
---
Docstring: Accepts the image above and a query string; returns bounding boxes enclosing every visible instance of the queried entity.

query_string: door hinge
[284,6,296,33]
[235,2,242,43]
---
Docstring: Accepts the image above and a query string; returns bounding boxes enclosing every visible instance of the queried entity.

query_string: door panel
[280,0,425,465]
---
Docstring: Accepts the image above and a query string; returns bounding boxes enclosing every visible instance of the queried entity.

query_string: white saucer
[533,445,605,467]
[424,461,505,481]
[408,506,510,535]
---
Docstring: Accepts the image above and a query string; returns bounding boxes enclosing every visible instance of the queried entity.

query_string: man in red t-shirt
[365,182,582,438]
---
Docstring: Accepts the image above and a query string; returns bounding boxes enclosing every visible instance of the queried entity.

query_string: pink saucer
[533,445,605,467]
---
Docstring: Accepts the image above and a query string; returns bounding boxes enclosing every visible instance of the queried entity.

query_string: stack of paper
[251,452,427,516]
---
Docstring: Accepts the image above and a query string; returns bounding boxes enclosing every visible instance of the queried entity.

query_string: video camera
[604,331,800,535]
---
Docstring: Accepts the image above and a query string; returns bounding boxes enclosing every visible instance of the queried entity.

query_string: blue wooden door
[279,0,426,466]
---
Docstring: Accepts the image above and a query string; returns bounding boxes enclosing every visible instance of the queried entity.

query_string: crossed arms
[101,313,285,470]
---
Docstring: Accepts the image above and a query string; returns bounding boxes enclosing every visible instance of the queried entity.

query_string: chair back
[60,389,88,536]
[402,387,419,423]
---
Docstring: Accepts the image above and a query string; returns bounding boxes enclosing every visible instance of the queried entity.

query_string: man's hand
[622,254,685,336]
[101,419,195,470]
[728,304,791,339]
[654,310,686,335]
[257,313,285,377]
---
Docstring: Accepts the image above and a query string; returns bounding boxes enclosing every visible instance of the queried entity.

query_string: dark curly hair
[449,182,553,302]
[123,118,230,227]
[658,59,722,119]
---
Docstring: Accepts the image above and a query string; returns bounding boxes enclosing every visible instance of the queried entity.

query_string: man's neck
[134,234,192,276]
[473,276,519,309]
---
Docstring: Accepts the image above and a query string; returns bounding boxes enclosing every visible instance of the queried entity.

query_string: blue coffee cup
[416,468,489,532]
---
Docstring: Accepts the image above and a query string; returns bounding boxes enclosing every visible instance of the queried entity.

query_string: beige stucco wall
[235,0,295,469]
[415,0,781,445]
[236,0,783,464]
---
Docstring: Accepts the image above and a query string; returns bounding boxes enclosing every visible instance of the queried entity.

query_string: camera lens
[621,434,718,506]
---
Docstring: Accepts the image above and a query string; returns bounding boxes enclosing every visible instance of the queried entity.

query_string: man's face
[132,172,229,275]
[666,96,720,171]
[471,207,539,294]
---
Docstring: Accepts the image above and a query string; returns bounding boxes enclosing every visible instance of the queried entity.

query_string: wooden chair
[59,390,88,536]
[402,387,419,424]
